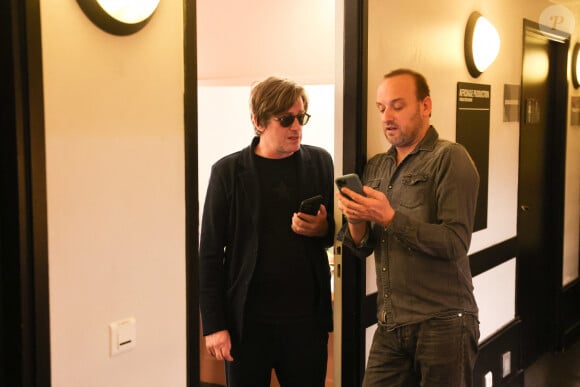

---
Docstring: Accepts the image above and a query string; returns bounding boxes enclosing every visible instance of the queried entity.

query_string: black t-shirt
[245,152,318,323]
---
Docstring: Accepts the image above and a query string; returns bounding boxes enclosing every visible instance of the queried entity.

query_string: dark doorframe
[517,19,569,369]
[341,0,374,385]
[184,1,200,387]
[1,1,51,386]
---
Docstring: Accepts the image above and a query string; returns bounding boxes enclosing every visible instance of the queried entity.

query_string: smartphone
[335,173,364,200]
[299,195,323,215]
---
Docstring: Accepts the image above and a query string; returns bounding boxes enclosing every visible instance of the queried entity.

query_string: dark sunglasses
[273,113,311,127]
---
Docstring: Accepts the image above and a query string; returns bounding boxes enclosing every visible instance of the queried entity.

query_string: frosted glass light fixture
[77,0,160,36]
[572,43,580,89]
[464,12,501,78]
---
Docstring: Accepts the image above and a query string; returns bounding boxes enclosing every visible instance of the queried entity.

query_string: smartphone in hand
[335,173,364,200]
[299,195,323,215]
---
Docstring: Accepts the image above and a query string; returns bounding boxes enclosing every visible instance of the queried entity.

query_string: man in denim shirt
[337,68,480,387]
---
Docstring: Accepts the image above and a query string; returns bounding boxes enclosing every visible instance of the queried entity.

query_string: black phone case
[299,195,323,215]
[335,174,364,199]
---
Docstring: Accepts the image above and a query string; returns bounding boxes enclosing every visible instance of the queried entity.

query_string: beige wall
[41,1,186,386]
[565,3,580,286]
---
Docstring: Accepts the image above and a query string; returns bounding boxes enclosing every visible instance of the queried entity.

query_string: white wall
[41,2,186,386]
[197,0,335,85]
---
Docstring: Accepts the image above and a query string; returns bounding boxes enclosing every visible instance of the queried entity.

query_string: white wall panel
[473,259,517,342]
[41,1,186,386]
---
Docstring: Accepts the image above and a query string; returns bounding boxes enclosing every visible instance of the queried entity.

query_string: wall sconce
[572,43,580,89]
[77,0,160,36]
[464,11,501,78]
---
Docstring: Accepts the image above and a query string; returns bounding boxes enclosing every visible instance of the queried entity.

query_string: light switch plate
[502,351,511,377]
[110,317,136,356]
[484,371,493,387]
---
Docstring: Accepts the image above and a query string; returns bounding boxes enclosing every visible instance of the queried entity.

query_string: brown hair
[250,76,308,136]
[384,68,430,101]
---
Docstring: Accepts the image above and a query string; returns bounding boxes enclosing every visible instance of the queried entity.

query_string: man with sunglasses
[199,76,335,387]
[337,69,480,386]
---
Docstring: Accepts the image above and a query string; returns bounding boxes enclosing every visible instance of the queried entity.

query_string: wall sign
[456,82,490,232]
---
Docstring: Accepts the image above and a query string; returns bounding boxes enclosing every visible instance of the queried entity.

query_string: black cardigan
[199,137,335,342]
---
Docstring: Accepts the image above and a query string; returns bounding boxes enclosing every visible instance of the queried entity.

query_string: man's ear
[422,96,433,117]
[251,114,258,129]
[251,114,266,134]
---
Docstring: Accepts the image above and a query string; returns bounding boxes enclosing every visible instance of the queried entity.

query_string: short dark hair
[250,76,308,136]
[384,68,430,101]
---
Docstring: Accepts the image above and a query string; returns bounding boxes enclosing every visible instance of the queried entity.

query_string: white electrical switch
[484,371,493,387]
[502,351,511,377]
[110,317,136,356]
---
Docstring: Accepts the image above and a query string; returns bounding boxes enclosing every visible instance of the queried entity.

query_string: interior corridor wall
[565,21,580,286]
[40,2,186,386]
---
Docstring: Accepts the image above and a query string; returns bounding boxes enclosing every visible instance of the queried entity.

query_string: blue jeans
[363,313,480,387]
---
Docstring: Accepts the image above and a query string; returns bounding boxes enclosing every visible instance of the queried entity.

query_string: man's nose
[381,107,394,121]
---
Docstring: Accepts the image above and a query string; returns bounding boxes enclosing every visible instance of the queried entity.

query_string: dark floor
[524,339,580,387]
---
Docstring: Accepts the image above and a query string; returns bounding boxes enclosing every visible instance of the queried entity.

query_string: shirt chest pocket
[399,173,429,208]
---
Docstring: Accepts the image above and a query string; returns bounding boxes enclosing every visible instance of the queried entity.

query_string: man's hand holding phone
[335,174,367,225]
[292,195,328,237]
[335,174,395,229]
[335,174,365,200]
[298,194,323,215]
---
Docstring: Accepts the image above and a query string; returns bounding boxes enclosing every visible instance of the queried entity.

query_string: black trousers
[225,318,328,387]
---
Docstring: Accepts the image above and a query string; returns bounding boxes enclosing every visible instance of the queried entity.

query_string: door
[517,20,568,368]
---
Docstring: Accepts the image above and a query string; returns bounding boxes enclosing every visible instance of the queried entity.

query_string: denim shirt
[339,126,480,330]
